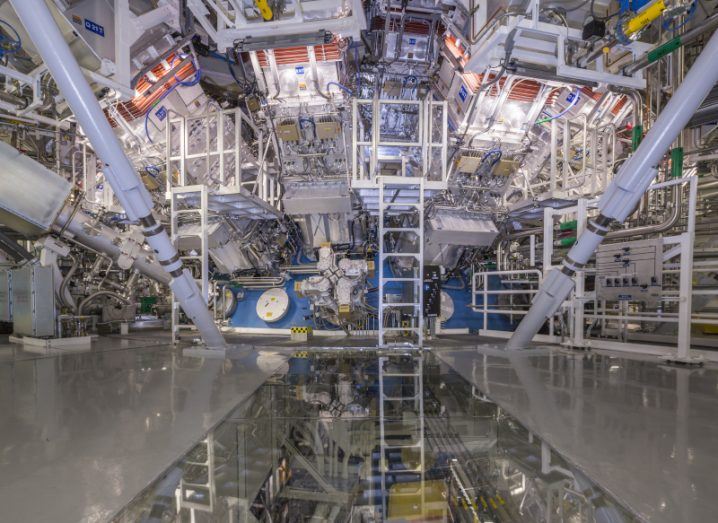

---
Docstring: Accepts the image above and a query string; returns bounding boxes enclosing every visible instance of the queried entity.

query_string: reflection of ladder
[170,185,210,343]
[177,433,216,515]
[378,355,425,520]
[378,176,424,347]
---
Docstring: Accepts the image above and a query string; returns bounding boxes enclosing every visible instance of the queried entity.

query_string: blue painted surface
[442,274,514,332]
[228,257,515,332]
[228,273,317,329]
[84,19,105,37]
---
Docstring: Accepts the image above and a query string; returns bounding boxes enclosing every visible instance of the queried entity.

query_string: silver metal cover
[282,181,352,215]
[11,265,55,337]
[426,211,498,246]
[0,270,10,322]
[0,141,72,236]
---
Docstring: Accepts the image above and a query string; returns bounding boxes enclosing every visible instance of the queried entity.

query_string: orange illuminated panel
[107,54,198,124]
[256,41,342,68]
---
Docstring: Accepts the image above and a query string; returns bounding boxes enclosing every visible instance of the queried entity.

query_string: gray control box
[595,238,663,307]
[11,265,55,337]
[0,270,10,322]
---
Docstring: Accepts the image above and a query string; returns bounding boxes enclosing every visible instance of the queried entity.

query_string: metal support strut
[507,28,718,350]
[10,0,226,348]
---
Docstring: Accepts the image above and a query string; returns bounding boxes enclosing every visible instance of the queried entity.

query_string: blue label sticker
[408,37,417,45]
[295,65,305,75]
[566,92,579,103]
[458,84,468,102]
[155,106,167,122]
[84,19,105,37]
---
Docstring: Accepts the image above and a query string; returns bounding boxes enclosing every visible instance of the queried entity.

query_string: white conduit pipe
[10,0,226,348]
[507,28,718,350]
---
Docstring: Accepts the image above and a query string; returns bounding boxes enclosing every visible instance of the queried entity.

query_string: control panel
[595,238,663,306]
[424,265,442,317]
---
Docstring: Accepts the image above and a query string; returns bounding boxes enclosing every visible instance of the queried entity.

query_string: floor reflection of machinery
[115,350,638,523]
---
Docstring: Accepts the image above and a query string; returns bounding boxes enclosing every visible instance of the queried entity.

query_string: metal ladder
[378,175,424,348]
[170,185,210,343]
[378,355,425,520]
[177,433,216,515]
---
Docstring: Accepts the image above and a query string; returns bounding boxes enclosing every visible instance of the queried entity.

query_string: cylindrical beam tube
[508,28,718,349]
[11,0,225,348]
[54,207,171,285]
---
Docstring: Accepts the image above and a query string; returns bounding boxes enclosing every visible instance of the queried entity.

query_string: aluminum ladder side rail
[378,355,425,519]
[177,434,216,514]
[11,0,226,349]
[170,186,210,344]
[378,176,425,348]
[507,28,718,350]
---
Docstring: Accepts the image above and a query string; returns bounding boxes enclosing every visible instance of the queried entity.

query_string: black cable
[590,0,621,21]
[225,50,247,90]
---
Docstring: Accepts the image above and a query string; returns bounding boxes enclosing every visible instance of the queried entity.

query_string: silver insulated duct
[0,140,169,285]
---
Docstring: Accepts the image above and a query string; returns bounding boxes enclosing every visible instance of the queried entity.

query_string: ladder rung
[382,303,420,307]
[382,327,420,331]
[382,373,421,377]
[182,482,210,489]
[380,176,425,185]
[382,227,421,233]
[381,202,422,208]
[381,277,418,282]
[381,253,420,259]
[383,442,423,449]
[383,394,420,401]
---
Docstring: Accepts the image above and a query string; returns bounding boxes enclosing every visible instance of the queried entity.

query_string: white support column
[550,119,558,193]
[508,28,718,350]
[563,118,571,189]
[11,0,226,349]
[571,199,588,348]
[673,176,698,362]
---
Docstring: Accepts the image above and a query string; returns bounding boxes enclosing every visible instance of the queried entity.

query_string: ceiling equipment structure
[0,0,718,520]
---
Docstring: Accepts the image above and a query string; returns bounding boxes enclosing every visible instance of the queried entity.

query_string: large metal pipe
[10,0,226,348]
[606,184,681,239]
[54,207,172,285]
[0,134,172,285]
[78,290,130,316]
[507,28,718,349]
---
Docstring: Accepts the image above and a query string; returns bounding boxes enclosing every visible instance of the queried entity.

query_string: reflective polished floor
[3,333,716,522]
[0,333,287,523]
[437,344,718,523]
[115,350,637,522]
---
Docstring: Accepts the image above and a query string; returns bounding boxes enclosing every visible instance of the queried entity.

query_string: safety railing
[351,98,448,189]
[471,269,549,338]
[165,107,280,209]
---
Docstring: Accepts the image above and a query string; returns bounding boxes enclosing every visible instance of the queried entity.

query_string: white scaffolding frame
[378,176,425,348]
[166,107,280,210]
[351,98,448,190]
[170,185,209,343]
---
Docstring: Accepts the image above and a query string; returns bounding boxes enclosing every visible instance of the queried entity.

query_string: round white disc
[256,288,290,323]
[439,291,454,323]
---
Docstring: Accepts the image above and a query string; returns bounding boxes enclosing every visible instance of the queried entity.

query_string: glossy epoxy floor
[0,333,287,523]
[437,344,718,523]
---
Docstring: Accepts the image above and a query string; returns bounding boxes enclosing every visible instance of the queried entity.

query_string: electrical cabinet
[0,270,11,322]
[315,117,341,140]
[595,239,663,306]
[277,119,300,142]
[11,265,55,337]
[423,265,441,317]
